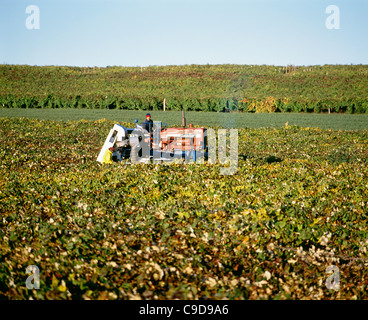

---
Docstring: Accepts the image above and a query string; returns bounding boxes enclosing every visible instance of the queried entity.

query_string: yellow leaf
[311,217,322,226]
[52,274,59,288]
[58,280,67,292]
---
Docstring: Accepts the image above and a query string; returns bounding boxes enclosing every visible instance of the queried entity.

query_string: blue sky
[1,0,367,67]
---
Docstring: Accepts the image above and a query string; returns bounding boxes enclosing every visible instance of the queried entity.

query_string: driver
[142,113,153,135]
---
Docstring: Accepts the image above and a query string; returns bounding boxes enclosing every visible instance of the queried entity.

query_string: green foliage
[0,117,367,299]
[1,64,368,113]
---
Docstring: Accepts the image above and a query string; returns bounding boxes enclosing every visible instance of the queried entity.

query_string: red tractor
[97,111,208,163]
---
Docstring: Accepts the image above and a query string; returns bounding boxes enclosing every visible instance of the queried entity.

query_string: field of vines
[1,64,368,113]
[1,117,367,300]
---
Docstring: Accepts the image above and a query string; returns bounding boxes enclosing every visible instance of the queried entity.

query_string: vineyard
[1,117,367,299]
[1,64,368,113]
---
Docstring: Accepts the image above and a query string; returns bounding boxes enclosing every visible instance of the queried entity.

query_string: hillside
[1,64,368,113]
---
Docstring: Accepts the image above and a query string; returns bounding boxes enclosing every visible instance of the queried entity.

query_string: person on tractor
[141,113,154,158]
[142,113,153,135]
